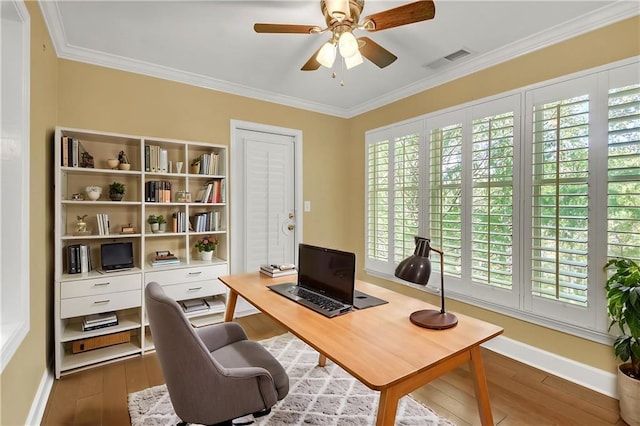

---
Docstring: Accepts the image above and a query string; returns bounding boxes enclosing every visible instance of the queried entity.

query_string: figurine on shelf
[118,151,131,170]
[74,215,90,236]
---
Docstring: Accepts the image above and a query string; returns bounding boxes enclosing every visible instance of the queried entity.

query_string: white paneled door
[231,122,301,314]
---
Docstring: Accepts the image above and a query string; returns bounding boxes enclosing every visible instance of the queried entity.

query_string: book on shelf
[97,213,110,236]
[82,311,118,331]
[260,264,297,278]
[180,298,210,313]
[67,243,93,274]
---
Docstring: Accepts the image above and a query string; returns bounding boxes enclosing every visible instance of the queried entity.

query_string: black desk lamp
[394,237,458,330]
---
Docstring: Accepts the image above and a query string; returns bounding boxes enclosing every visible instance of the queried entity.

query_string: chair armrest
[196,322,248,352]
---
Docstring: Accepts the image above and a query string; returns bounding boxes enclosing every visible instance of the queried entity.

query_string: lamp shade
[394,237,432,285]
[344,49,363,69]
[338,31,359,58]
[316,42,336,68]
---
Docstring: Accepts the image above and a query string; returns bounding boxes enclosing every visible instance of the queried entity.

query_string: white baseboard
[26,367,54,425]
[482,335,617,398]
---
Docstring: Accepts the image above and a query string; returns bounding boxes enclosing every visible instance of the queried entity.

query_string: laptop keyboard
[288,286,345,311]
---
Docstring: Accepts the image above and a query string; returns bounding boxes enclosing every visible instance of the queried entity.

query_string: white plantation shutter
[530,95,590,306]
[608,82,640,261]
[365,121,422,274]
[367,140,390,263]
[429,122,463,277]
[471,112,515,289]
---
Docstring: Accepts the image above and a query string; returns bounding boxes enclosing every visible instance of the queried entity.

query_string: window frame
[1,0,31,373]
[364,58,639,344]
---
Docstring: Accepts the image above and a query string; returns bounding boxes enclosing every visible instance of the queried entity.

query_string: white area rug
[128,333,455,425]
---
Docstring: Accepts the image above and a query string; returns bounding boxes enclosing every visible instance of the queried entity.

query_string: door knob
[288,224,295,231]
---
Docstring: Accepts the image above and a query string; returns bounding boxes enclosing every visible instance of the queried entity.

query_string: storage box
[71,331,131,353]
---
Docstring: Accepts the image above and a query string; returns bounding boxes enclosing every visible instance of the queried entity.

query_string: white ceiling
[40,1,639,118]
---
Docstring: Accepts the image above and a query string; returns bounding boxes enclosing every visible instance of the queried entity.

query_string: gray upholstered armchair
[145,282,289,426]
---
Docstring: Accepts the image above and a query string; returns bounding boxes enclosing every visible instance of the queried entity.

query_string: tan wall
[0,1,58,425]
[347,16,640,374]
[56,60,350,249]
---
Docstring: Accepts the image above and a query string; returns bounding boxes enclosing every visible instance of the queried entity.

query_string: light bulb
[338,31,359,58]
[316,42,336,68]
[344,50,363,69]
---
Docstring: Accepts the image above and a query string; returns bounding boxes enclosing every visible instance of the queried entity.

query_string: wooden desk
[220,272,503,426]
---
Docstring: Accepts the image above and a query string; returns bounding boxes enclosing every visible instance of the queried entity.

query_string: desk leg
[376,387,400,426]
[469,345,494,425]
[318,354,326,367]
[224,290,238,322]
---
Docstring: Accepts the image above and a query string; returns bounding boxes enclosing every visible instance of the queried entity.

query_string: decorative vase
[106,158,119,169]
[200,250,213,261]
[158,223,166,233]
[618,363,640,426]
[150,223,159,233]
[118,163,131,171]
[85,186,102,201]
[191,164,200,174]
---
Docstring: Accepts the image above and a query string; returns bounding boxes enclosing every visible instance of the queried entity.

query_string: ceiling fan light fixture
[325,0,350,22]
[338,31,359,58]
[344,49,363,69]
[316,41,337,68]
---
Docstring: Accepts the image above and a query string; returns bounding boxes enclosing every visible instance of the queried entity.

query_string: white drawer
[61,274,142,299]
[161,279,227,301]
[145,264,228,286]
[60,290,141,318]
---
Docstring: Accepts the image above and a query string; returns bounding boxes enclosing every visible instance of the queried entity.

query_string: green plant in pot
[147,214,159,233]
[108,181,125,201]
[604,257,640,425]
[156,215,167,233]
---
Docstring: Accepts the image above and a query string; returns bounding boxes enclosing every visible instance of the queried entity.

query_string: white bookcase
[53,126,229,378]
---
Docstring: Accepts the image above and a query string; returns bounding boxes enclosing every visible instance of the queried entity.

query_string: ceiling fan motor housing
[321,0,364,28]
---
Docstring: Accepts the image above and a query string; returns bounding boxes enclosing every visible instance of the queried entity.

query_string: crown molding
[39,1,638,119]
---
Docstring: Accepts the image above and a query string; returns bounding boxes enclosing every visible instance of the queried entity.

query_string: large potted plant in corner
[605,257,640,426]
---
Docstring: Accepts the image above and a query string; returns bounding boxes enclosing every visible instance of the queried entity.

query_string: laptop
[268,243,387,317]
[100,242,134,272]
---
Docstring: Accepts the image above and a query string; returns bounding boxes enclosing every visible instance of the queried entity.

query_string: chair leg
[253,408,271,418]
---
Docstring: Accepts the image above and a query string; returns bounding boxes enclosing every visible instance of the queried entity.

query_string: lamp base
[410,309,458,330]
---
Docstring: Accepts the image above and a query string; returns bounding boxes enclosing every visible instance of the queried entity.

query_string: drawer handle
[187,272,203,276]
[93,299,110,305]
[94,282,110,287]
[188,287,203,291]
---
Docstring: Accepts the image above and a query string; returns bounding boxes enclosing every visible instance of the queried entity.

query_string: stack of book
[82,312,118,331]
[151,251,180,267]
[180,298,210,313]
[260,264,297,278]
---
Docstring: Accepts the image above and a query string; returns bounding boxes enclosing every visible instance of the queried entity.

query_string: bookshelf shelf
[54,126,229,378]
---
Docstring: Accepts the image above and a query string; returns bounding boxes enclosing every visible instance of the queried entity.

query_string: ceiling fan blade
[254,23,321,34]
[301,46,323,71]
[358,37,397,68]
[362,0,435,32]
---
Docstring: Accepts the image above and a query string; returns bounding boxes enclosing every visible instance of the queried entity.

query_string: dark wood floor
[42,313,624,426]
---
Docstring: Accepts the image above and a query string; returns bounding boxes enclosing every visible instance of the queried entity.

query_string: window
[1,0,30,372]
[607,82,640,262]
[365,60,640,340]
[365,121,422,275]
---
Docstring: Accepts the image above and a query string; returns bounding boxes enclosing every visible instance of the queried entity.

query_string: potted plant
[190,157,201,174]
[147,215,159,233]
[108,181,125,201]
[195,235,217,261]
[156,215,167,233]
[604,257,640,425]
[117,150,131,170]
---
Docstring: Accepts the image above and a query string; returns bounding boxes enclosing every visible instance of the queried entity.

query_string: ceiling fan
[254,0,436,71]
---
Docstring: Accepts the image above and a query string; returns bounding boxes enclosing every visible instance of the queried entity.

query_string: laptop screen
[101,242,134,271]
[297,244,355,305]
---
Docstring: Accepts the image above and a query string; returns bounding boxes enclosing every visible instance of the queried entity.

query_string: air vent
[425,48,472,70]
[444,49,471,62]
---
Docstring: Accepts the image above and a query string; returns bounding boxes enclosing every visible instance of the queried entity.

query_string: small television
[101,242,134,272]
